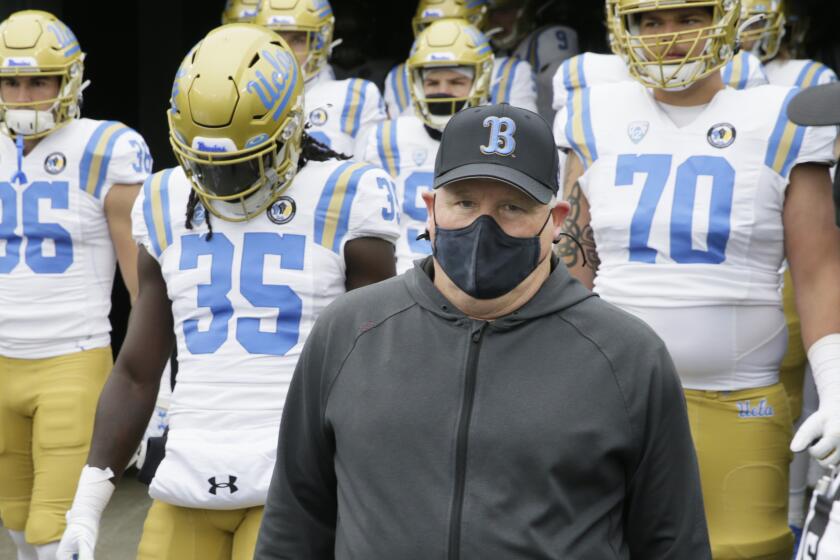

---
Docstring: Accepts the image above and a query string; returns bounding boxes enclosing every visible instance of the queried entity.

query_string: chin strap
[11,135,28,185]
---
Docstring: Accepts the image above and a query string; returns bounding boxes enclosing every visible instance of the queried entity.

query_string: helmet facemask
[409,64,488,130]
[616,0,740,91]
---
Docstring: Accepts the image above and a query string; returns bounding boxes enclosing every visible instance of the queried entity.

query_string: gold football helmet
[255,0,335,81]
[407,19,493,130]
[740,0,785,62]
[605,0,620,54]
[412,0,489,37]
[168,24,305,222]
[0,10,85,139]
[222,0,260,23]
[614,0,741,90]
[486,0,535,51]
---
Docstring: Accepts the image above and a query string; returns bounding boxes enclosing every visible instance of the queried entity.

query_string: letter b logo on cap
[480,116,516,156]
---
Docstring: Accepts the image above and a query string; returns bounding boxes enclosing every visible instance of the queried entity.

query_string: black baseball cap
[433,103,559,204]
[788,82,840,126]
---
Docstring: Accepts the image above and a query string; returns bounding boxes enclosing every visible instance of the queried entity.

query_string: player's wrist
[809,334,840,405]
[66,465,116,521]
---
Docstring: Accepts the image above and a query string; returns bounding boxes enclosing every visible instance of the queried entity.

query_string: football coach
[254,104,711,559]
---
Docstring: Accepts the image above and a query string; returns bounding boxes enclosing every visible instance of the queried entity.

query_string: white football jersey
[383,56,537,119]
[551,51,767,115]
[304,70,387,158]
[555,81,836,389]
[512,24,580,122]
[556,81,835,306]
[359,115,438,273]
[0,119,151,359]
[131,160,400,509]
[764,58,838,88]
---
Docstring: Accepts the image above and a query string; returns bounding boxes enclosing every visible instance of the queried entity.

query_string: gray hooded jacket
[255,257,711,559]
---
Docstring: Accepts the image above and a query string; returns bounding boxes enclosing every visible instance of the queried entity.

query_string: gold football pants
[0,347,112,544]
[686,383,794,560]
[137,500,263,560]
[779,270,807,421]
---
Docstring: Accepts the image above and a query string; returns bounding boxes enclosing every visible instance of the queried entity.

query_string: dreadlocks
[184,131,351,236]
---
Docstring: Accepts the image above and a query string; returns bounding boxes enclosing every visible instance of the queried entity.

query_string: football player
[384,0,536,118]
[0,11,151,560]
[485,0,582,121]
[221,0,259,24]
[555,1,840,558]
[741,0,837,88]
[551,0,768,118]
[362,19,492,273]
[56,24,399,560]
[255,0,385,157]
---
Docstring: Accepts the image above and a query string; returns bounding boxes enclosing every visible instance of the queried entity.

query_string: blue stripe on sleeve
[794,61,817,88]
[314,162,354,248]
[142,174,162,257]
[79,121,114,195]
[351,81,367,137]
[159,168,174,249]
[91,127,132,199]
[376,123,389,174]
[341,79,357,134]
[389,67,404,113]
[389,119,401,177]
[331,165,374,252]
[581,87,598,165]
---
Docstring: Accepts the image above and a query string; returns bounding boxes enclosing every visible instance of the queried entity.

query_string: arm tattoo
[556,181,600,271]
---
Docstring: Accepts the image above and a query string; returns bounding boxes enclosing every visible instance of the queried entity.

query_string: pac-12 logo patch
[44,152,67,174]
[480,116,516,156]
[707,123,736,149]
[267,196,296,225]
[627,121,649,144]
[309,108,328,126]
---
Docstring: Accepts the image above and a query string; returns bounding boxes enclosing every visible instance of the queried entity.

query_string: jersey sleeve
[764,88,838,180]
[132,169,177,261]
[354,81,388,158]
[79,121,152,201]
[796,61,838,88]
[722,51,768,90]
[491,58,537,113]
[384,63,411,119]
[313,162,400,257]
[551,82,599,171]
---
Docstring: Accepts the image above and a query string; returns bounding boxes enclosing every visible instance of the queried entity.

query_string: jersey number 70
[616,154,735,264]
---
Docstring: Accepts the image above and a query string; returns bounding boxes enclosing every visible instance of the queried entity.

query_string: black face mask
[426,92,467,117]
[432,210,552,300]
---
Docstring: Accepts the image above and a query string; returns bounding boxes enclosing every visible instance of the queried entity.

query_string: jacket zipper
[447,322,488,560]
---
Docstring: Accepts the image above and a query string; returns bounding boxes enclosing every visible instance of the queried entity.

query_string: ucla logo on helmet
[245,133,270,148]
[707,123,736,149]
[267,196,297,225]
[480,116,516,157]
[44,152,67,175]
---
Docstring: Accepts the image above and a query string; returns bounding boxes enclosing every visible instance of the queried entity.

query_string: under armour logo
[208,476,238,495]
[480,116,516,156]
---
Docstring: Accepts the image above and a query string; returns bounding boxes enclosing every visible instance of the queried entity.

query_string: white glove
[792,335,840,467]
[56,466,115,560]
